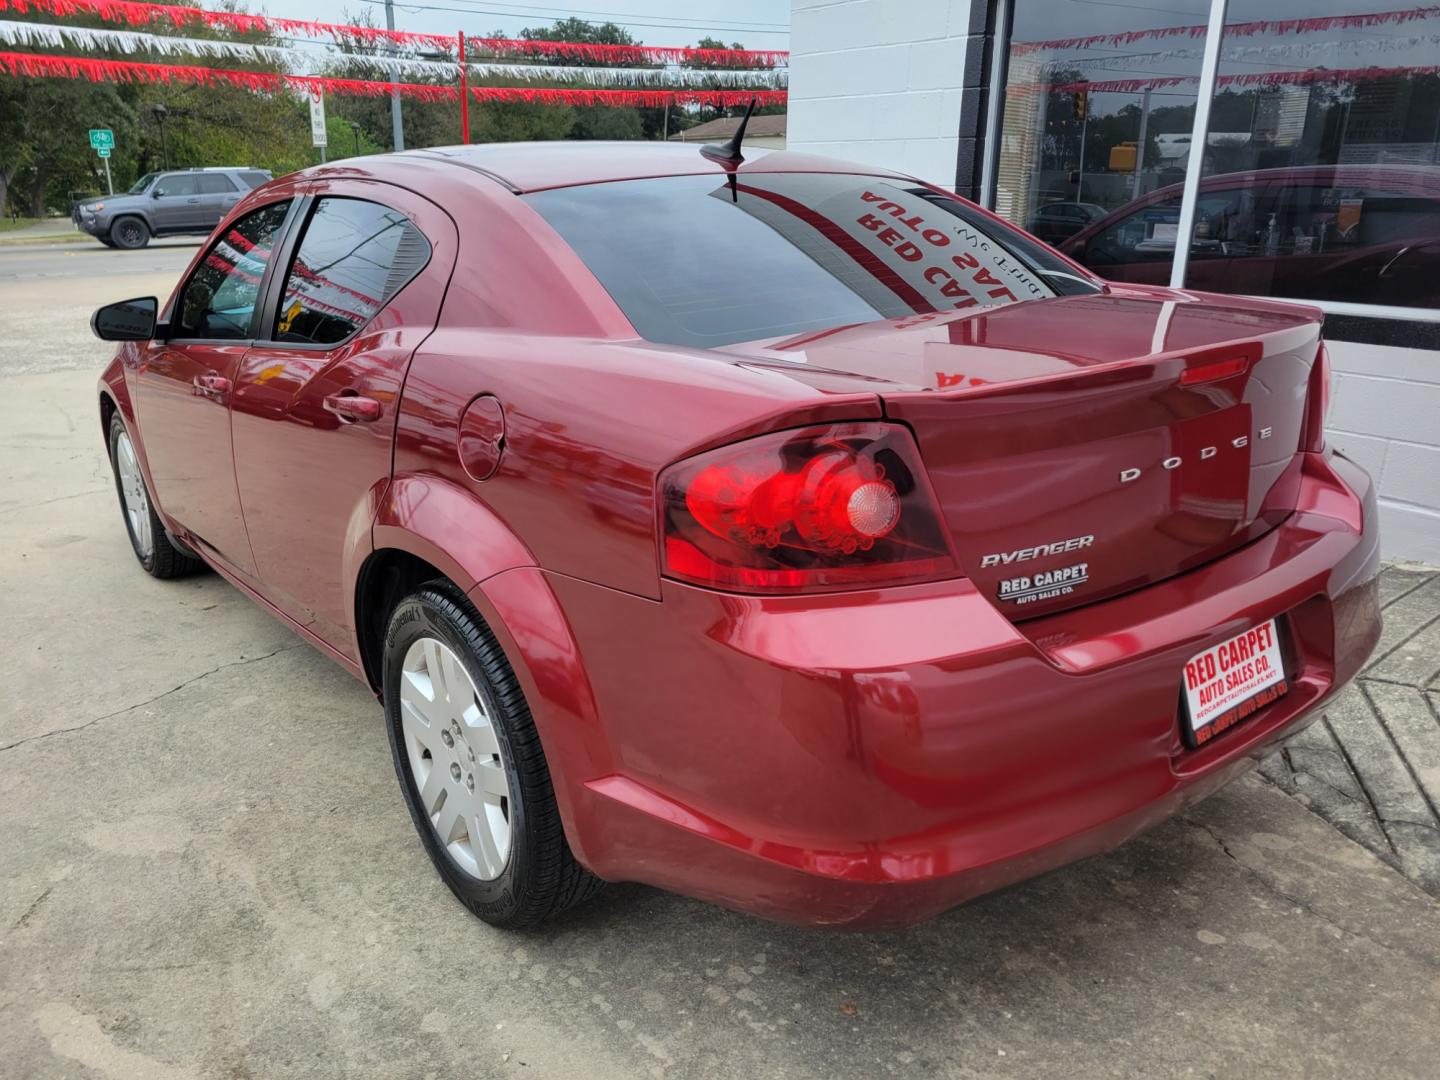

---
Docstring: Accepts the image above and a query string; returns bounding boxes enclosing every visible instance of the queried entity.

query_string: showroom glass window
[992,0,1206,258]
[993,0,1440,314]
[1186,0,1440,309]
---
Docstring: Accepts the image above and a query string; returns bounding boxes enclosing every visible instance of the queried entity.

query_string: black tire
[383,583,602,928]
[109,216,150,249]
[107,413,204,579]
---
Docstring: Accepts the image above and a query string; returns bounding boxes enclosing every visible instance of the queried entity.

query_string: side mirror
[92,297,158,341]
[151,188,163,199]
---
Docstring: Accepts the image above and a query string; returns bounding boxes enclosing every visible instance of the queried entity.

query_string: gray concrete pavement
[2,249,1440,1079]
[1261,566,1440,894]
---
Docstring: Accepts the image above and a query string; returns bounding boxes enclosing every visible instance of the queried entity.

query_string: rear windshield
[526,173,1099,349]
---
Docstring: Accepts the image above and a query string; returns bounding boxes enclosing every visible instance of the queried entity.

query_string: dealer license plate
[1181,619,1288,747]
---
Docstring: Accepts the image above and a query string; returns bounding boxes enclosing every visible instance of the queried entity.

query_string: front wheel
[383,584,602,928]
[108,414,203,578]
[109,216,150,249]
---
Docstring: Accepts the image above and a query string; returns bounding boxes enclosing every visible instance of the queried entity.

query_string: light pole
[151,103,170,170]
[350,121,361,157]
[385,0,404,150]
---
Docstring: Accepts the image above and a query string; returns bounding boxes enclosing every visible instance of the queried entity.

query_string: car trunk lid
[740,288,1324,618]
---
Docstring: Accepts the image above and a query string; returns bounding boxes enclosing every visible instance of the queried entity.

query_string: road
[2,246,1440,1079]
[0,241,197,376]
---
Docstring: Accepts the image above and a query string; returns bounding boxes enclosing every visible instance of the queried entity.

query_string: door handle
[323,393,383,423]
[193,372,231,399]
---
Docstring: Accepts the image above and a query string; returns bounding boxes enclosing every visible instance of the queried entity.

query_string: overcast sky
[277,0,791,50]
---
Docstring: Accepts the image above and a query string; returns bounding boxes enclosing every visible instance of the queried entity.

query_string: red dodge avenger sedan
[93,138,1381,929]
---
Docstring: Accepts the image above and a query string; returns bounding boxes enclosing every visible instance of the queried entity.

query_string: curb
[0,233,96,248]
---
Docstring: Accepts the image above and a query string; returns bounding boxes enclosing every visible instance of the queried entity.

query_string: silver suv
[73,167,272,249]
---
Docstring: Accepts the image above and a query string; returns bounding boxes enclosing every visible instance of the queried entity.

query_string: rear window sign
[723,178,1052,315]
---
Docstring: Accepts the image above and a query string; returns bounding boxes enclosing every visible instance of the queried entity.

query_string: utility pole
[152,103,170,170]
[385,0,404,151]
[1132,87,1152,198]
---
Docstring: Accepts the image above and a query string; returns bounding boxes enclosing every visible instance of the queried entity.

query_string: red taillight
[660,423,958,593]
[1302,341,1332,452]
[1179,353,1250,385]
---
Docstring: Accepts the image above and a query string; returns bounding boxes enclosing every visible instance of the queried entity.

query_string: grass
[0,217,44,233]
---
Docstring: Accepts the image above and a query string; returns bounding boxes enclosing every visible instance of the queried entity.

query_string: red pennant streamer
[0,0,789,66]
[1011,3,1440,55]
[0,50,789,106]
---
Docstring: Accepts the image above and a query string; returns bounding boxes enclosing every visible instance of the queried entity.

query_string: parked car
[73,167,272,249]
[93,142,1380,930]
[1027,200,1106,243]
[1060,164,1440,308]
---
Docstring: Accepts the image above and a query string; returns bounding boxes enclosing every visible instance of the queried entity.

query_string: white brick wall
[788,0,972,185]
[1327,340,1440,565]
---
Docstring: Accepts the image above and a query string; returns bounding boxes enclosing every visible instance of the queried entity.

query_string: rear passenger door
[229,183,457,659]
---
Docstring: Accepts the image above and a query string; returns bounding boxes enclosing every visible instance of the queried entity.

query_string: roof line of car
[408,150,523,194]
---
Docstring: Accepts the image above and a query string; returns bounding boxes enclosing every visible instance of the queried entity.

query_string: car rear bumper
[499,449,1381,929]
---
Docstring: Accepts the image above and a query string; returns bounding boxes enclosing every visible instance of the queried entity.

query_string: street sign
[88,128,114,151]
[97,147,111,159]
[308,93,327,148]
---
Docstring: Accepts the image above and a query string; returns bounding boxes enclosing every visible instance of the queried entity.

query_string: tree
[517,18,637,50]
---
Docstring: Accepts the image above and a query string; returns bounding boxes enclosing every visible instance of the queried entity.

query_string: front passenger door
[231,185,456,657]
[150,174,203,232]
[131,199,296,577]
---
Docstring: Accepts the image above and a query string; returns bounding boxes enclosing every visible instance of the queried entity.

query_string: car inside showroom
[790,0,1440,563]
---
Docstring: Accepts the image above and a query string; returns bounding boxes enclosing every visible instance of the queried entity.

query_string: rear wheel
[109,216,149,249]
[383,583,602,928]
[107,414,203,578]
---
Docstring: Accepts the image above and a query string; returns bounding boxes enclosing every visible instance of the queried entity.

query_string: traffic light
[1075,89,1088,121]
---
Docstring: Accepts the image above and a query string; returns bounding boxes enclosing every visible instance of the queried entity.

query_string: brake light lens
[1179,353,1249,385]
[660,422,958,593]
[1302,341,1332,452]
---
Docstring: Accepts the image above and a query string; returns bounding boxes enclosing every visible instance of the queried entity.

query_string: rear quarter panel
[390,183,884,599]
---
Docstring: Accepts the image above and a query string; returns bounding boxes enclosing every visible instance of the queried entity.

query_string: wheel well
[355,548,451,693]
[99,392,117,446]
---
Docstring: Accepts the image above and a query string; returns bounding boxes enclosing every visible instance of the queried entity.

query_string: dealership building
[789,0,1440,563]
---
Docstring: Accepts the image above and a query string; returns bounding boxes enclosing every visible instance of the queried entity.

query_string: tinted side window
[239,171,271,189]
[176,201,291,339]
[198,174,237,194]
[155,175,198,197]
[272,198,430,346]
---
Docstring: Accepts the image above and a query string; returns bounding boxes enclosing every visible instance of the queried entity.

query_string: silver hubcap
[399,637,512,880]
[114,430,153,557]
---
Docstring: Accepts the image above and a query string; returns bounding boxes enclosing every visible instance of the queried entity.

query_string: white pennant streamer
[0,19,789,88]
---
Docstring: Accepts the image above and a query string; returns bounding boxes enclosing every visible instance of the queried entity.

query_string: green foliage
[516,18,637,46]
[324,112,386,160]
[573,106,644,140]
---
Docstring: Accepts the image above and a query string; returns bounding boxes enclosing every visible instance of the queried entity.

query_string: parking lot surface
[2,244,1439,1079]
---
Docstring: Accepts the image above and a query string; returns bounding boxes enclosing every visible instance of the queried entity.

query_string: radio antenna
[700,97,757,166]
